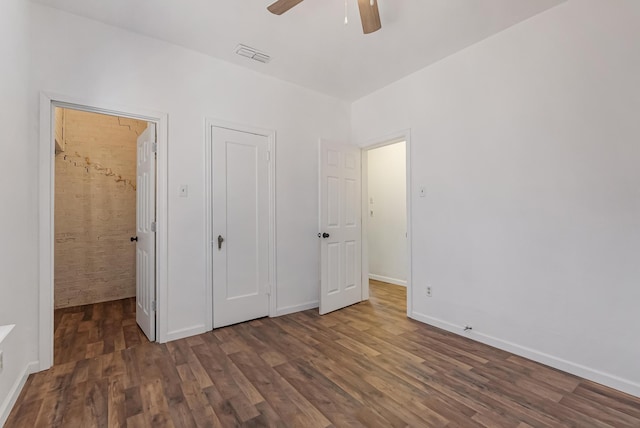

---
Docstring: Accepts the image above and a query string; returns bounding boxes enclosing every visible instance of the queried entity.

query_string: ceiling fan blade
[357,0,382,34]
[267,0,304,15]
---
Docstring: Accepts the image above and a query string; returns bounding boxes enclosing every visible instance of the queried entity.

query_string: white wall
[29,4,350,340]
[367,142,407,285]
[0,0,40,424]
[353,0,640,397]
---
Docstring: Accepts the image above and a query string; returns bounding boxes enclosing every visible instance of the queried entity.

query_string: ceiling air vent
[235,44,271,64]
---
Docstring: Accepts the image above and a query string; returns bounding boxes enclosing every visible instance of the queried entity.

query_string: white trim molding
[38,92,170,371]
[276,301,319,317]
[0,361,39,426]
[368,274,407,287]
[411,311,640,399]
[204,118,277,330]
[164,325,210,343]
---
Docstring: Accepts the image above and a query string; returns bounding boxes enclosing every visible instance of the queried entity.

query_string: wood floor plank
[123,386,144,419]
[306,333,452,426]
[573,383,640,419]
[274,359,370,427]
[59,381,88,427]
[6,285,640,427]
[9,396,42,427]
[202,384,242,427]
[190,404,223,428]
[168,400,197,427]
[304,353,431,428]
[106,375,127,428]
[140,378,175,427]
[84,378,108,428]
[559,393,640,427]
[35,395,66,428]
[242,401,285,428]
[228,350,332,428]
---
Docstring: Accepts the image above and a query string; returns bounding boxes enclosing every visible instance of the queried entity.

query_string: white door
[319,141,362,315]
[135,123,156,341]
[212,126,270,328]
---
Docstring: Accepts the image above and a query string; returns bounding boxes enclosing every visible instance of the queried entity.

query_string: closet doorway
[52,107,156,365]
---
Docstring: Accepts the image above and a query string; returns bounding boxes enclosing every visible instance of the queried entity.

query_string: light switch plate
[179,185,188,198]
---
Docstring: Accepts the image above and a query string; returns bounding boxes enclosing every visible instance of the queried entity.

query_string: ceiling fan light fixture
[357,0,382,34]
[267,0,381,34]
[344,0,348,24]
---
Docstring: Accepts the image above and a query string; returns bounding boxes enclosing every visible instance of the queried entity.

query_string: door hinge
[151,221,157,232]
[151,300,157,311]
[151,142,158,153]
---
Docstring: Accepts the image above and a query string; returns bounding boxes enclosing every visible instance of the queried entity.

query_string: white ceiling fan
[267,0,382,34]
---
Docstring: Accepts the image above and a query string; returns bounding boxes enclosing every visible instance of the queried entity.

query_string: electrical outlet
[426,286,432,297]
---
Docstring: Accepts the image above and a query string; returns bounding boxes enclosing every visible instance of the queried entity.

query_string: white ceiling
[31,0,564,101]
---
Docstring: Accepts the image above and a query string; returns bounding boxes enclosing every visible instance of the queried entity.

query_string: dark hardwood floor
[7,281,640,427]
[53,297,149,366]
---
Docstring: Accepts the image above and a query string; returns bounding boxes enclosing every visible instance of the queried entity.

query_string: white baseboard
[164,302,322,342]
[163,325,209,343]
[0,361,39,426]
[411,311,640,399]
[369,274,407,287]
[275,301,319,317]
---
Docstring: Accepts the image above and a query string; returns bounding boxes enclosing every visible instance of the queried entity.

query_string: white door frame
[38,92,169,370]
[204,118,277,329]
[360,129,413,317]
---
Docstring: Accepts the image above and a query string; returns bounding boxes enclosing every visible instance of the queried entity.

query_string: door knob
[130,236,138,242]
[217,235,225,250]
[317,232,330,239]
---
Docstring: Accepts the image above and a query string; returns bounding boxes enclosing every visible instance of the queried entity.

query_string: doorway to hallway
[361,134,412,316]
